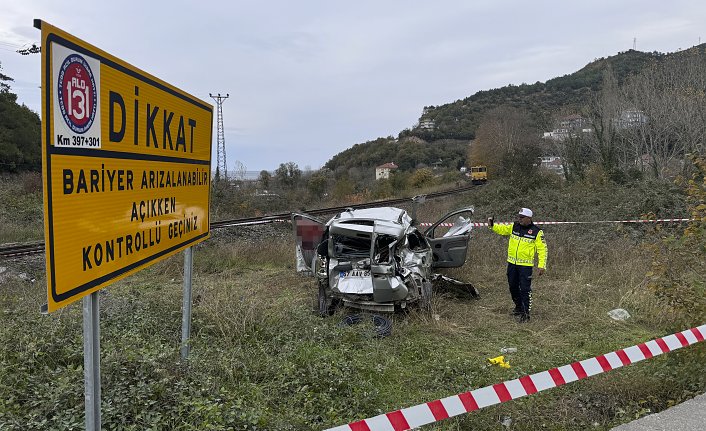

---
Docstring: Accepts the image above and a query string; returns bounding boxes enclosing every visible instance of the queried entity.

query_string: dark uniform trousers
[507,263,532,315]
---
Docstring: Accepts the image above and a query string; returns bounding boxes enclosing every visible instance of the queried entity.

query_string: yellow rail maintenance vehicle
[470,165,488,185]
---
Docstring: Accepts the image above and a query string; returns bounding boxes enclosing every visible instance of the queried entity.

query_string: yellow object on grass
[488,355,511,368]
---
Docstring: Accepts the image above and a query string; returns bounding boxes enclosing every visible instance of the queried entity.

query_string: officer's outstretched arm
[491,223,512,236]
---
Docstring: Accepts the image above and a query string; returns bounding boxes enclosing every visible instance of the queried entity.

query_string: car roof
[329,207,411,225]
[327,207,413,238]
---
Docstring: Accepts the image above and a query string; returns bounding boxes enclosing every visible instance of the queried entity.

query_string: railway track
[0,185,476,257]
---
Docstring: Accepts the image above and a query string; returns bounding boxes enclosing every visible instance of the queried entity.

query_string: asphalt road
[610,392,706,431]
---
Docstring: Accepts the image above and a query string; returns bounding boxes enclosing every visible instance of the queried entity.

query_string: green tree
[258,170,271,189]
[307,172,328,200]
[0,62,41,172]
[332,177,354,200]
[409,168,435,188]
[372,178,393,199]
[0,63,12,93]
[389,170,409,193]
[274,162,301,189]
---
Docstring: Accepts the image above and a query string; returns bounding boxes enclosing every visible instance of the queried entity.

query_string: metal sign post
[181,247,193,360]
[82,292,101,431]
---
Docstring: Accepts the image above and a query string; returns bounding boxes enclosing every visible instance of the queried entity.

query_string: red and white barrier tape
[419,218,693,228]
[324,324,706,431]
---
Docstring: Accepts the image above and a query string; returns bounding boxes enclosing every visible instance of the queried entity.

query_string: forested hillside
[408,49,668,141]
[325,46,705,177]
[0,62,41,172]
[324,137,468,175]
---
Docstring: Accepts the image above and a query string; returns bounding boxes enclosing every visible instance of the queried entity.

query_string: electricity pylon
[209,93,229,181]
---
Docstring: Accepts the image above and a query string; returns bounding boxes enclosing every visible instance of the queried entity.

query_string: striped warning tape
[419,218,693,228]
[324,324,706,431]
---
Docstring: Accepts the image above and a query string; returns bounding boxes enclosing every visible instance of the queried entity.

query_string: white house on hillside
[539,156,565,177]
[418,119,435,130]
[375,162,398,180]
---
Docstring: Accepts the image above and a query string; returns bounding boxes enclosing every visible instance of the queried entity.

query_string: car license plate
[340,270,370,278]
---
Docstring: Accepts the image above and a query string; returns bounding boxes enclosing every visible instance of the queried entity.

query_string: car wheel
[317,282,335,317]
[339,314,392,338]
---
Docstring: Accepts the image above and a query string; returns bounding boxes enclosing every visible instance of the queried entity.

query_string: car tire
[317,282,335,317]
[339,314,392,338]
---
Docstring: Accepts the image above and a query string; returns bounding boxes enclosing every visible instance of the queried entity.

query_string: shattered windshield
[332,234,370,258]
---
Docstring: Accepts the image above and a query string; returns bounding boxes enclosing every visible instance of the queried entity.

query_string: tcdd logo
[57,54,97,134]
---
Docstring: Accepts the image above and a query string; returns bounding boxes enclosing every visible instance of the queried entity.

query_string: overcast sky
[1,1,704,172]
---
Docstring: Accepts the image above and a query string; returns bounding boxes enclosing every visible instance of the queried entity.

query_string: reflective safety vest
[491,222,547,268]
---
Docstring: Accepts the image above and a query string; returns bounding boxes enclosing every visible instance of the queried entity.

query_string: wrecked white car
[293,206,478,315]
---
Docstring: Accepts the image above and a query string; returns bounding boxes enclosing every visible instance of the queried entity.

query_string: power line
[209,93,229,181]
[0,41,23,48]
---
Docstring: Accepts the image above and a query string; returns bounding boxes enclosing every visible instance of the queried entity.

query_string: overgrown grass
[0,172,44,243]
[1,178,704,430]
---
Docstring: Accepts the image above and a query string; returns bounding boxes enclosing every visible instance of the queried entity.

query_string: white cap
[518,208,533,218]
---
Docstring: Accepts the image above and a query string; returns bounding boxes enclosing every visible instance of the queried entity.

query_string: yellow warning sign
[38,21,213,312]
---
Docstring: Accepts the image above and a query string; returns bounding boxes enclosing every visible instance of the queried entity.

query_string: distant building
[375,162,398,180]
[253,190,280,199]
[614,109,648,129]
[543,129,570,141]
[543,115,591,141]
[634,154,654,171]
[418,118,435,130]
[559,114,589,130]
[539,156,565,177]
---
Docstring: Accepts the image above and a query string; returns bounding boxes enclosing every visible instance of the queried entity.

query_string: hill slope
[410,49,668,141]
[325,46,705,174]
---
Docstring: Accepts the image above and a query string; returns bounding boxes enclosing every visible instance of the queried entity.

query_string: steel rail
[0,185,476,257]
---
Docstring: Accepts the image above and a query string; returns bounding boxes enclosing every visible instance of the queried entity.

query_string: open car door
[292,213,326,274]
[424,207,474,268]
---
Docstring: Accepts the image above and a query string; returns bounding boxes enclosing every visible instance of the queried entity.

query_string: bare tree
[545,108,593,181]
[469,106,539,177]
[232,160,247,181]
[583,64,626,173]
[621,50,706,178]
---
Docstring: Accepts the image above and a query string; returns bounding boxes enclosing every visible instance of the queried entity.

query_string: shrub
[646,156,706,328]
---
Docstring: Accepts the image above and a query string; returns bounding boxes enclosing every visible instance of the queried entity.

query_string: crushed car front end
[294,205,476,315]
[317,208,433,313]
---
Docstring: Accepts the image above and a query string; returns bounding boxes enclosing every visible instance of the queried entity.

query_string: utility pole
[209,93,229,181]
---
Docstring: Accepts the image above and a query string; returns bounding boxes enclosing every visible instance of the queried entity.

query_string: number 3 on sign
[67,79,88,120]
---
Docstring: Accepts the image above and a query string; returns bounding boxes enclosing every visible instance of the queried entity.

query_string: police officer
[488,208,547,323]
